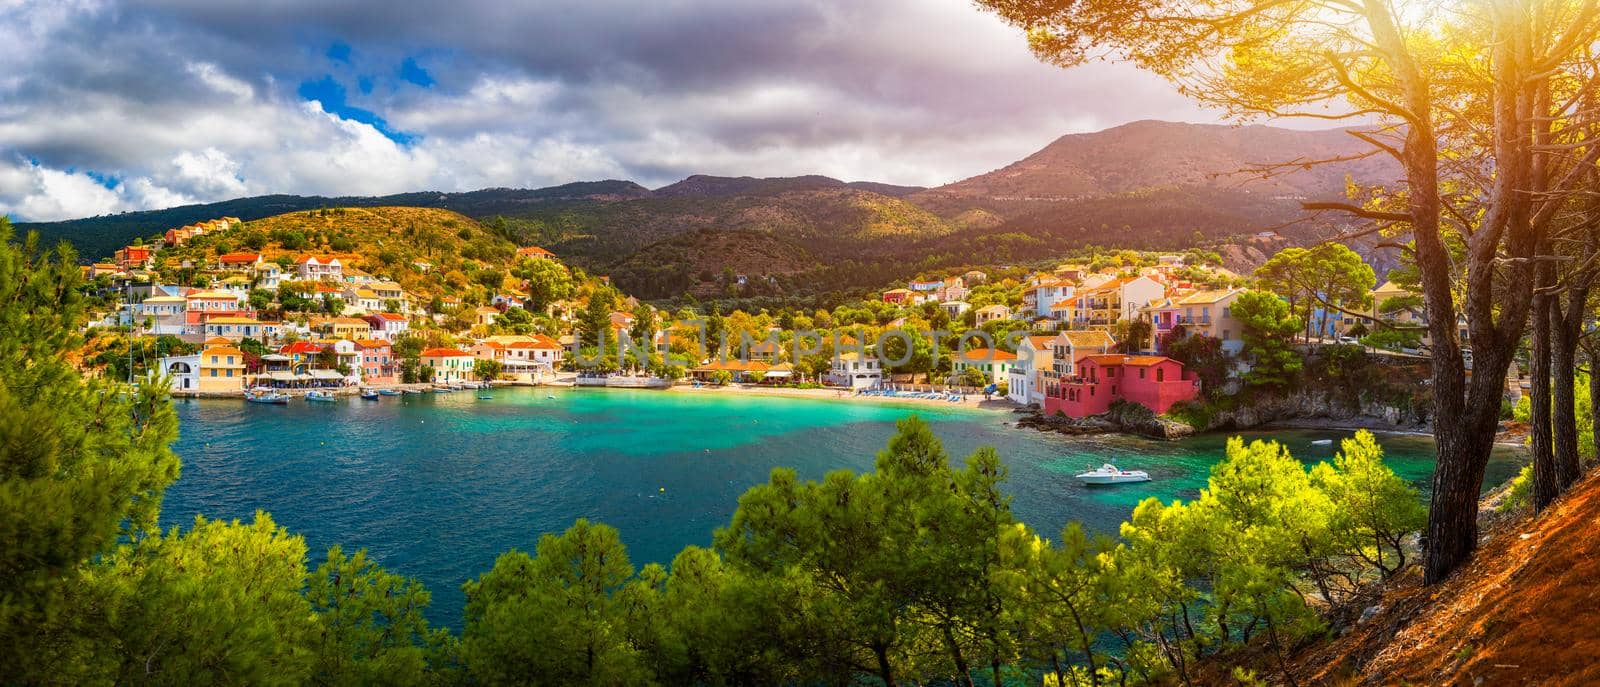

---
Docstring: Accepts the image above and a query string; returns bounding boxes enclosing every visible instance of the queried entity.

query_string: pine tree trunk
[1531,283,1560,512]
[1590,346,1600,463]
[1552,288,1587,491]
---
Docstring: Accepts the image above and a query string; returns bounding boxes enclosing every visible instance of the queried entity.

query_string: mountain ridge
[17,120,1399,298]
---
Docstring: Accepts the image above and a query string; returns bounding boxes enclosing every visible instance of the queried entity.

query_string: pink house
[1043,354,1200,418]
[355,339,397,384]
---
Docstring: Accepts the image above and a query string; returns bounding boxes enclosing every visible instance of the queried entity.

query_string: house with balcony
[203,316,265,341]
[355,339,397,384]
[1043,354,1200,418]
[1153,288,1246,354]
[364,312,409,341]
[1066,275,1166,330]
[1007,335,1061,406]
[295,255,343,281]
[823,352,882,389]
[1024,279,1076,320]
[1042,330,1117,397]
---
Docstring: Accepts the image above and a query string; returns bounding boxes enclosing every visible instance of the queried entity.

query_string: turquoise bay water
[163,388,1525,628]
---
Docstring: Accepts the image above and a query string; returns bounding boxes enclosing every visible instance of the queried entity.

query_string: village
[84,214,1429,423]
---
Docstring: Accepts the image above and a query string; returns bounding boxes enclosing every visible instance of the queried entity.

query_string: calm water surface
[163,388,1526,628]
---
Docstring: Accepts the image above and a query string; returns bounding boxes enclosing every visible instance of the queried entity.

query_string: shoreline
[657,383,1016,412]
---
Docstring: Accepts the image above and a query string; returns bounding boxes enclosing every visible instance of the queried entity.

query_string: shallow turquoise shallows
[163,388,1525,628]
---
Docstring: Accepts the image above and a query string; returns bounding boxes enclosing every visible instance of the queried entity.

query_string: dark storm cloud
[0,0,1219,221]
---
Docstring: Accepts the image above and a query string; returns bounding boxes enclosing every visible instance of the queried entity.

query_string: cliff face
[1200,390,1428,432]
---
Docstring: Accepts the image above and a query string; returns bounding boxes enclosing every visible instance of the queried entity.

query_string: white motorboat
[1076,464,1151,485]
[1311,439,1333,446]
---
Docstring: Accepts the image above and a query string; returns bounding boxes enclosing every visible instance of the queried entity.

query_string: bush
[1497,464,1533,513]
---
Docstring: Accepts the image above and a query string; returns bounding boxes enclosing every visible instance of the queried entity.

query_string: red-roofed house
[517,246,555,260]
[218,252,262,270]
[296,255,343,281]
[279,341,324,374]
[115,245,153,270]
[1043,354,1199,418]
[419,348,475,384]
[364,312,409,340]
[952,348,1017,386]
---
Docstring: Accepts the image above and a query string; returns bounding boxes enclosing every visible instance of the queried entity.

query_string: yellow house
[1371,281,1419,324]
[310,316,373,340]
[198,342,246,393]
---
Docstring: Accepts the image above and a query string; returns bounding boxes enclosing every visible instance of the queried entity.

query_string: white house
[364,312,410,341]
[941,301,972,319]
[255,263,283,291]
[1025,280,1077,320]
[1007,335,1059,406]
[823,352,882,390]
[296,255,343,281]
[155,353,200,392]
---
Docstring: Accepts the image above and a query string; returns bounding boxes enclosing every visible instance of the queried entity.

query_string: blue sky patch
[297,76,416,145]
[398,57,435,88]
[326,41,352,63]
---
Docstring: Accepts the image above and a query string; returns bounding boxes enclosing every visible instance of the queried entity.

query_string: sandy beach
[662,382,1018,411]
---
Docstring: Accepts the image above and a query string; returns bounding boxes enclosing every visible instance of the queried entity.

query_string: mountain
[17,120,1401,300]
[921,119,1398,201]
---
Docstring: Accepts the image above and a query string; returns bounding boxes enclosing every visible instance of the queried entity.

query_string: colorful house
[310,316,372,340]
[1043,354,1200,418]
[295,255,343,281]
[882,288,913,304]
[218,252,261,270]
[354,339,398,384]
[203,316,265,341]
[115,245,153,270]
[516,246,555,260]
[952,347,1016,386]
[364,312,410,340]
[1152,288,1246,354]
[420,347,476,383]
[974,304,1013,324]
[197,342,247,393]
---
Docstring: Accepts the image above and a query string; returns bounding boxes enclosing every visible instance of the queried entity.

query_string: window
[209,369,217,377]
[1139,368,1146,379]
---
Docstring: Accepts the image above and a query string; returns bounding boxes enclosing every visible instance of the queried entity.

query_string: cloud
[0,0,1229,222]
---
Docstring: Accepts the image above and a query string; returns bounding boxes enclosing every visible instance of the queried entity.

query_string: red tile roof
[420,347,473,358]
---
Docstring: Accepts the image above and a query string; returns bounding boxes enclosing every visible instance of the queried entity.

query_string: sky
[0,0,1227,222]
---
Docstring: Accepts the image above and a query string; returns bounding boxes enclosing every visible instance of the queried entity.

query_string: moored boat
[245,389,291,405]
[360,389,380,400]
[378,388,400,396]
[1075,464,1151,485]
[305,390,337,402]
